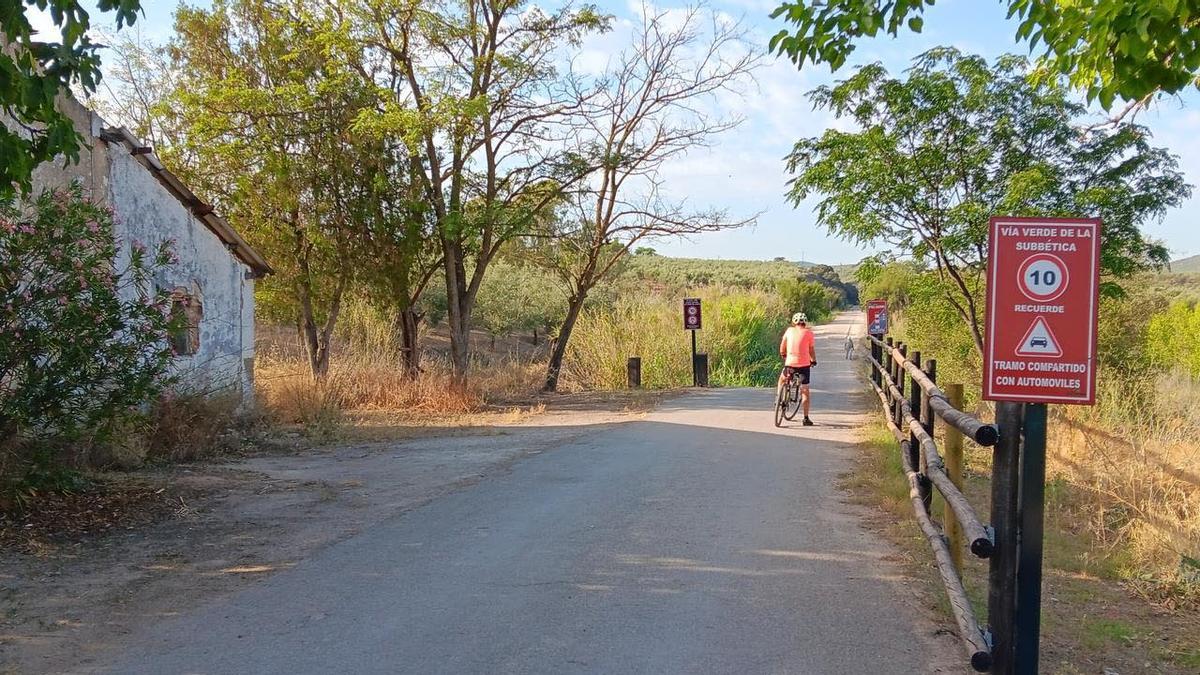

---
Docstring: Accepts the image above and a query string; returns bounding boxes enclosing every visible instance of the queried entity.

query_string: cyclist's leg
[799,367,812,418]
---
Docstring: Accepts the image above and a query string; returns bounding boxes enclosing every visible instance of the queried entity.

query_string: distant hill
[626,255,805,288]
[1170,255,1200,273]
[623,255,859,300]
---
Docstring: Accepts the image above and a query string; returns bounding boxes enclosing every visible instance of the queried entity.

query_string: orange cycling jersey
[781,325,814,367]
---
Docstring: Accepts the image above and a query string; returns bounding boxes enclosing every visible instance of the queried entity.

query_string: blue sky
[35,0,1200,264]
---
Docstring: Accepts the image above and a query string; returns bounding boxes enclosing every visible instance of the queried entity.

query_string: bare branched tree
[539,3,760,392]
[342,0,608,383]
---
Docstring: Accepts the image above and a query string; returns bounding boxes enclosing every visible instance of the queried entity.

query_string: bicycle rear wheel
[774,386,786,427]
[783,384,802,420]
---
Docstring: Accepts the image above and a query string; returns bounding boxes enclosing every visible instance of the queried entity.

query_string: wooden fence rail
[863,334,998,672]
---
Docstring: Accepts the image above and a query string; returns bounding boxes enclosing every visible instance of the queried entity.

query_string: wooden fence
[864,334,997,672]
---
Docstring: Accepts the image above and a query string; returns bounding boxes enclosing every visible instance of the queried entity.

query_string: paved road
[97,312,957,674]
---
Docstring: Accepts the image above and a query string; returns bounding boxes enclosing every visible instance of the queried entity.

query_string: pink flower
[18,224,34,234]
[86,220,101,233]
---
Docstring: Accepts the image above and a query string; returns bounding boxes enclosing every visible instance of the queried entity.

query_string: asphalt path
[97,312,958,674]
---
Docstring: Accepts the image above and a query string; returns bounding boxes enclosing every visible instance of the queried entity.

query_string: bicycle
[774,369,803,427]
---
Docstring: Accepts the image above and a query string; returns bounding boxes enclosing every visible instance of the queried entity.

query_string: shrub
[0,188,177,483]
[778,278,839,324]
[1147,301,1200,377]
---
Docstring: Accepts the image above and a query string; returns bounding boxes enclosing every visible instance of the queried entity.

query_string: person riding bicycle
[779,312,817,426]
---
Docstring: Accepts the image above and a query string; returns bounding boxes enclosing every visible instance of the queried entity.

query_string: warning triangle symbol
[1016,317,1062,358]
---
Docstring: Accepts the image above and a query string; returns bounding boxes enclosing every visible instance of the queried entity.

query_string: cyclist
[779,312,817,426]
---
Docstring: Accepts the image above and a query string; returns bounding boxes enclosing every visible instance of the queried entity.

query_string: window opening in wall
[169,290,202,356]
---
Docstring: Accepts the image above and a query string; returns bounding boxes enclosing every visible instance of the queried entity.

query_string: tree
[474,260,565,349]
[91,29,183,151]
[356,145,442,377]
[342,0,607,383]
[1,1,142,198]
[769,0,1200,111]
[538,4,759,392]
[164,1,376,377]
[785,49,1190,355]
[778,278,838,324]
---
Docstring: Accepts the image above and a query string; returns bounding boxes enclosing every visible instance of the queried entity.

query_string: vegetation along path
[95,312,958,673]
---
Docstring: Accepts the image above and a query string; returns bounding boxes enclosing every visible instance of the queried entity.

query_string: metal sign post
[984,218,1100,674]
[1015,403,1048,673]
[867,299,888,336]
[683,298,702,386]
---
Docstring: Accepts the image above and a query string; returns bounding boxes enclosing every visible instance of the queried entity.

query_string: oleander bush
[1,188,178,506]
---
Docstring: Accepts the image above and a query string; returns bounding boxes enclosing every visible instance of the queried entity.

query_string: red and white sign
[866,299,888,335]
[983,217,1100,404]
[683,298,702,330]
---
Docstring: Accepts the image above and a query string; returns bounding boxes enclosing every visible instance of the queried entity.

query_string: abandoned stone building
[15,98,272,400]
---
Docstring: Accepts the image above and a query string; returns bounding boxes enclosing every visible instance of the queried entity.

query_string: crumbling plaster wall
[11,97,257,399]
[106,143,256,399]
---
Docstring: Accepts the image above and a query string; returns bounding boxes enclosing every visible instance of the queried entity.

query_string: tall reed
[563,288,789,389]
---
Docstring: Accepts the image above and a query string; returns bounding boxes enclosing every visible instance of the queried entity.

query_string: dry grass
[848,422,1200,674]
[890,306,1199,604]
[1046,369,1200,606]
[254,335,547,439]
[141,391,255,464]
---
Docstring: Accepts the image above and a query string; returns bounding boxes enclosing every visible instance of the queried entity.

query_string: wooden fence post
[944,383,965,575]
[919,357,936,514]
[895,343,907,428]
[909,351,931,514]
[878,338,888,386]
[883,337,894,405]
[627,357,641,389]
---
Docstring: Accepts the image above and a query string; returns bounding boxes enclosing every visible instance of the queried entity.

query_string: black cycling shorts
[785,366,811,385]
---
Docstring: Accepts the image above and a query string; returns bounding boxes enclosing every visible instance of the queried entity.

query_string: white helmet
[791,312,808,325]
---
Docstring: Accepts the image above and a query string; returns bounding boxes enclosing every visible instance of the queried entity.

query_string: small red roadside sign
[983,217,1100,405]
[683,298,702,330]
[866,299,888,336]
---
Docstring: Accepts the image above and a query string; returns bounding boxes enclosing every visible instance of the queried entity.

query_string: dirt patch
[0,479,185,556]
[0,396,658,674]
